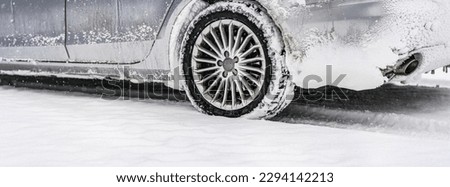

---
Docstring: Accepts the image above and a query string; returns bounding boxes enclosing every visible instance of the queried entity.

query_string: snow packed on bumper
[257,0,450,91]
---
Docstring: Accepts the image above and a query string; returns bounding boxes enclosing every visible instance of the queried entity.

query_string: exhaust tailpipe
[382,54,421,79]
[394,55,420,76]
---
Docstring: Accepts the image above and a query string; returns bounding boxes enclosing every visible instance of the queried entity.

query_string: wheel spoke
[239,75,255,97]
[228,22,234,53]
[196,45,220,60]
[195,66,220,73]
[212,79,225,102]
[204,75,222,94]
[196,70,221,84]
[222,78,229,107]
[234,79,246,105]
[209,25,224,52]
[240,45,261,58]
[238,65,265,74]
[232,26,244,56]
[230,78,236,108]
[219,22,228,50]
[235,34,253,55]
[239,70,262,88]
[202,34,222,58]
[194,57,217,65]
[239,57,264,64]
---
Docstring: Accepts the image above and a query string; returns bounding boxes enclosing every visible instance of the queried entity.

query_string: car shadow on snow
[286,84,450,114]
[0,74,189,102]
[1,74,449,134]
[273,85,450,138]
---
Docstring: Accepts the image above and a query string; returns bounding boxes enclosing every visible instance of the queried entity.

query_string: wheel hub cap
[222,57,237,72]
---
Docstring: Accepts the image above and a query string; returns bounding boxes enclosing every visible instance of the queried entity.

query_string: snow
[0,83,449,167]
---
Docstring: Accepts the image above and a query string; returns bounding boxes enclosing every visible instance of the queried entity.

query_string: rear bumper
[392,44,450,83]
[259,0,450,90]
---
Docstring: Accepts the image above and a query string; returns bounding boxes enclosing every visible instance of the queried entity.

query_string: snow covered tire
[181,1,294,119]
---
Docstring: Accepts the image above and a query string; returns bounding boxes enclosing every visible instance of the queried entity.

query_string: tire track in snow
[274,85,450,139]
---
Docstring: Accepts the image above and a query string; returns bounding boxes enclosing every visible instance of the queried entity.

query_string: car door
[65,0,173,64]
[0,0,68,61]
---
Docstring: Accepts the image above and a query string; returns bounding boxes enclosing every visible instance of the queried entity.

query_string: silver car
[1,0,449,118]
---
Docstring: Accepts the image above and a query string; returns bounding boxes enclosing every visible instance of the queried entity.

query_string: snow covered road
[0,78,450,167]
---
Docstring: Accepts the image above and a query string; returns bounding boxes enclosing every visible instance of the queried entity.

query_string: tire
[180,1,294,119]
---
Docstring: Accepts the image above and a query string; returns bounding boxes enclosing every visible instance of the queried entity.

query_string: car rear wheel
[181,1,294,118]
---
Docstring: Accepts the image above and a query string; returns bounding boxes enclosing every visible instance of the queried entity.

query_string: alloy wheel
[191,19,267,111]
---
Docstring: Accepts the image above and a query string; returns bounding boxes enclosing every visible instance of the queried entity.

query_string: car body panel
[0,0,68,61]
[65,0,172,64]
